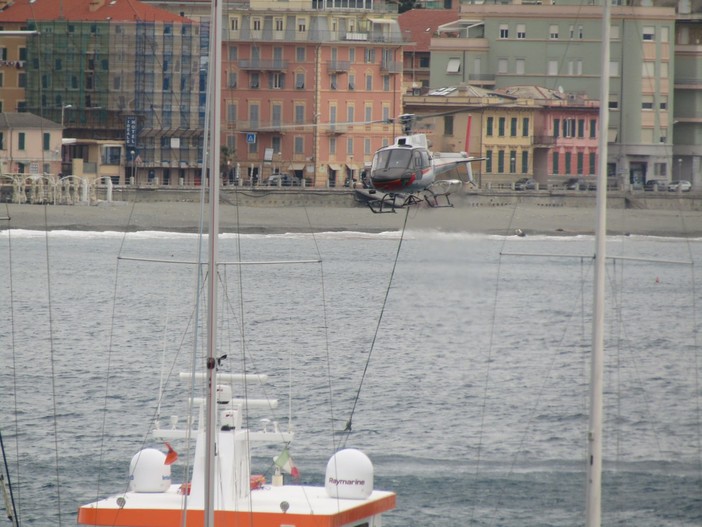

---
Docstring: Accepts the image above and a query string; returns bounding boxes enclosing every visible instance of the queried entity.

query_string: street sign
[246,132,256,144]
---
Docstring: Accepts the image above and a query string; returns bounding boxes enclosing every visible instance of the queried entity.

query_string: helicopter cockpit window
[412,151,424,168]
[388,149,411,168]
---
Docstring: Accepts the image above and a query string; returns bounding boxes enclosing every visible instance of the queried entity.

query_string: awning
[328,163,342,171]
[346,163,359,171]
[291,163,305,170]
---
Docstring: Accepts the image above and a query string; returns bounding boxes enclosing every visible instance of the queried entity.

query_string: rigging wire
[338,205,412,447]
[1,203,19,526]
[40,205,63,526]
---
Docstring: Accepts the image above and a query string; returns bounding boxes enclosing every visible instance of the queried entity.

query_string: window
[365,48,375,63]
[229,46,238,61]
[0,47,6,60]
[553,118,560,138]
[522,117,529,136]
[660,96,668,110]
[446,58,461,73]
[609,61,620,77]
[609,99,619,110]
[509,150,516,172]
[642,26,655,41]
[568,59,582,75]
[275,18,283,31]
[43,132,50,151]
[383,76,390,91]
[486,116,493,137]
[365,74,372,91]
[590,119,596,138]
[642,95,654,110]
[18,72,26,88]
[347,137,353,157]
[444,115,453,136]
[578,119,585,138]
[516,24,526,39]
[563,118,575,138]
[348,73,355,90]
[296,47,305,62]
[297,18,307,32]
[349,48,355,63]
[270,72,284,89]
[382,105,390,122]
[364,138,371,155]
[515,59,525,75]
[521,151,528,173]
[272,136,281,153]
[18,132,25,150]
[365,104,372,122]
[577,152,584,174]
[497,150,505,173]
[549,25,559,39]
[0,132,4,150]
[295,72,305,89]
[104,146,121,165]
[498,117,505,136]
[249,103,259,128]
[548,60,558,76]
[499,24,509,39]
[227,103,237,122]
[294,136,304,154]
[295,104,305,124]
[589,153,596,174]
[250,72,259,89]
[485,150,492,173]
[347,104,354,123]
[252,18,262,31]
[272,103,282,126]
[565,152,571,174]
[330,73,337,90]
[498,59,508,74]
[228,72,237,88]
[552,152,559,175]
[329,136,336,155]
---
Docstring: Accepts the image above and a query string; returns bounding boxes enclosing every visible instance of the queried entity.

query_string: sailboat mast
[585,1,610,526]
[205,0,223,525]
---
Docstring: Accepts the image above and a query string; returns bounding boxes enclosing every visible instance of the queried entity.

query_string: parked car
[644,179,667,191]
[667,180,692,192]
[514,178,537,190]
[564,177,595,190]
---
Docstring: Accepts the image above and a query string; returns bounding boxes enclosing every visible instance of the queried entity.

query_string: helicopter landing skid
[422,189,454,209]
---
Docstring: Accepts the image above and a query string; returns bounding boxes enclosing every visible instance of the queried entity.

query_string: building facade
[426,1,681,188]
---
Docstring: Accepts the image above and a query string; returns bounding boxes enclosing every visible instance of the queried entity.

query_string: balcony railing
[327,60,351,73]
[237,59,288,71]
[380,60,402,74]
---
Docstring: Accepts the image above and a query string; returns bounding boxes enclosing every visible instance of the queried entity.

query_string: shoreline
[2,201,702,238]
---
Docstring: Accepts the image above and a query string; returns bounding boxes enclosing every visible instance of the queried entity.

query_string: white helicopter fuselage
[368,134,476,194]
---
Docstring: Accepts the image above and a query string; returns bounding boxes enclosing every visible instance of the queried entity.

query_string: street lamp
[61,104,73,128]
[131,150,136,185]
[677,158,682,181]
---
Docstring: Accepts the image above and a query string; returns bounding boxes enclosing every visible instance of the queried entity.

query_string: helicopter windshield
[372,148,412,171]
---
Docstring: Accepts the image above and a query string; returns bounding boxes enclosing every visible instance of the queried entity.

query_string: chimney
[89,0,106,12]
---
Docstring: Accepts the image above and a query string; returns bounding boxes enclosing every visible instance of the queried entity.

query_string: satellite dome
[325,449,373,499]
[129,448,171,493]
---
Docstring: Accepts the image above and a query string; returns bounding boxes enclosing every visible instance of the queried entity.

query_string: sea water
[0,228,700,526]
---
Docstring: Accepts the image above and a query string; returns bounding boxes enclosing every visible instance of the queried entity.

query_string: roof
[0,112,61,129]
[496,85,592,102]
[0,0,190,23]
[398,8,459,52]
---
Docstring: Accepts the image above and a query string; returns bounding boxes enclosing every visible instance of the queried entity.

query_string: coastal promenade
[2,188,702,237]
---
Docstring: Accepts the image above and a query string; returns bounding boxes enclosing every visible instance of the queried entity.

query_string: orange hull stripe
[78,495,396,527]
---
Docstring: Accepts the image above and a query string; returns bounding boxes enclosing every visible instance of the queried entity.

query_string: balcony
[237,59,288,71]
[327,60,350,73]
[380,60,402,74]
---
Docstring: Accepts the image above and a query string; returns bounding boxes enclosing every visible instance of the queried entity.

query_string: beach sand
[2,200,701,237]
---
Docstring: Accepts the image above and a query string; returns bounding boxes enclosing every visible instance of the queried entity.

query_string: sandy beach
[2,200,702,237]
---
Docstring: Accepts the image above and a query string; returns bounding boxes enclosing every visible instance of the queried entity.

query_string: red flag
[164,442,178,465]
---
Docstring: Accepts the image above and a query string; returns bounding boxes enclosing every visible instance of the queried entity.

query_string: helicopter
[355,114,484,213]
